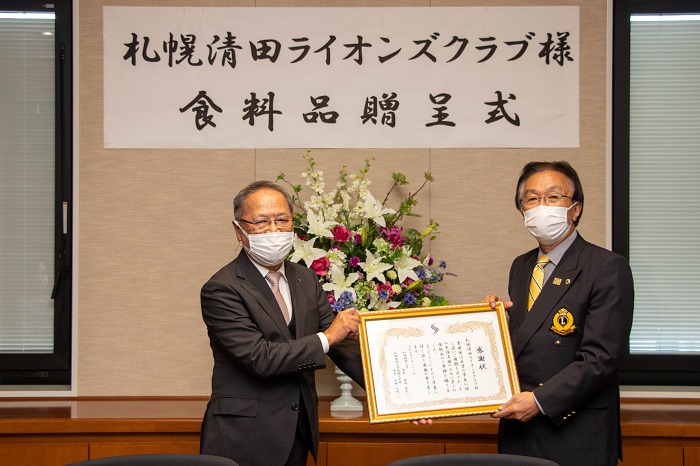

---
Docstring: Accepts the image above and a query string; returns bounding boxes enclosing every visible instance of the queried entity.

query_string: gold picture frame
[359,302,519,424]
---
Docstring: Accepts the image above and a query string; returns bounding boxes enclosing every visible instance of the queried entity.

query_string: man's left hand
[410,419,433,426]
[490,392,540,422]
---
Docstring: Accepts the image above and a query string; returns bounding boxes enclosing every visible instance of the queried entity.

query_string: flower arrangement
[278,152,450,312]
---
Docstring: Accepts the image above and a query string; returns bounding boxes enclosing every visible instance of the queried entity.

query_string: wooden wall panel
[0,442,89,466]
[90,441,200,458]
[619,446,683,466]
[684,447,700,466]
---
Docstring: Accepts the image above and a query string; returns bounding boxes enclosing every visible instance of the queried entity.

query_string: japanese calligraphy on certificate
[359,303,519,423]
[103,7,579,149]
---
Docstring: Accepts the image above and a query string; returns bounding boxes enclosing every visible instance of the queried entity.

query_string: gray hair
[233,181,293,220]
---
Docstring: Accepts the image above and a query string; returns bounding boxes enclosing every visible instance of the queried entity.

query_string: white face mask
[234,221,294,267]
[523,203,578,246]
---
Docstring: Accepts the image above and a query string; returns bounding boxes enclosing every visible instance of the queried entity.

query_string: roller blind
[628,15,700,353]
[0,12,56,353]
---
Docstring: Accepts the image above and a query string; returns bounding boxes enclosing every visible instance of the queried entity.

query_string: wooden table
[1,397,700,466]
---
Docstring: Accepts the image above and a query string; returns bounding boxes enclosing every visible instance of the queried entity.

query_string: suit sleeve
[534,252,634,424]
[201,274,327,379]
[313,273,365,388]
[328,337,364,389]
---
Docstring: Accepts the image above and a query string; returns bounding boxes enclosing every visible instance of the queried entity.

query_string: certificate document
[359,303,519,423]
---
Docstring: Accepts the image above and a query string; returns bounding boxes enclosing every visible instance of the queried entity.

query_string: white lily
[363,192,395,227]
[322,264,359,301]
[368,294,401,310]
[305,209,335,238]
[394,247,422,283]
[289,236,327,267]
[359,249,393,283]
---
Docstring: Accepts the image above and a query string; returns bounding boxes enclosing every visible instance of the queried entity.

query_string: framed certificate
[358,302,519,424]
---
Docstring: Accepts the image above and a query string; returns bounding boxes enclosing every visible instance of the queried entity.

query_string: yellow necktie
[528,255,550,311]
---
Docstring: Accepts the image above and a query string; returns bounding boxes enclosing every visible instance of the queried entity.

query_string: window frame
[613,0,700,386]
[0,0,73,386]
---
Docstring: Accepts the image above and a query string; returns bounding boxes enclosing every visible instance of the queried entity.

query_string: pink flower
[376,282,395,297]
[326,291,336,305]
[380,226,406,250]
[349,256,360,268]
[296,233,308,241]
[310,257,331,277]
[331,225,352,242]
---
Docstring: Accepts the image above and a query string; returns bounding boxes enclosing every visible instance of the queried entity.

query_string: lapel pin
[553,278,562,286]
[565,278,571,284]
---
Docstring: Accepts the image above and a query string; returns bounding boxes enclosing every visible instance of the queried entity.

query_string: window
[614,0,700,385]
[0,0,72,386]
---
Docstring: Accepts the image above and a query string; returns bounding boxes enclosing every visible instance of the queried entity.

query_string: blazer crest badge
[551,308,576,336]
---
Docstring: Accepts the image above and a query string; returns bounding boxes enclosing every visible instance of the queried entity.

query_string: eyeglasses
[520,194,573,209]
[237,216,293,233]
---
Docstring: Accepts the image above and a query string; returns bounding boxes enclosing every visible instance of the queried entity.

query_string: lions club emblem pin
[551,308,576,336]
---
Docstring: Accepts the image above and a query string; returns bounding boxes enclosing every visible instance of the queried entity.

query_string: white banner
[103,6,579,149]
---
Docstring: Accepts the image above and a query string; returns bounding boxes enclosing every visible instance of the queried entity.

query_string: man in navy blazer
[486,161,634,466]
[200,181,364,466]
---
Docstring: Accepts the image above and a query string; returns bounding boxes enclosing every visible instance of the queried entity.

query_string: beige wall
[76,0,608,396]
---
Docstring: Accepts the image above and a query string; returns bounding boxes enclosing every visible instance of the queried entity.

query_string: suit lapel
[510,249,537,333]
[285,264,307,337]
[234,252,292,338]
[512,236,586,358]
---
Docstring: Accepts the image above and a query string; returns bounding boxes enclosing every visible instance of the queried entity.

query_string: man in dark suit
[485,161,634,466]
[200,180,364,466]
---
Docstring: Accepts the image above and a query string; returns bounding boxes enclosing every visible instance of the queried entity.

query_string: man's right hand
[491,392,540,422]
[323,307,360,346]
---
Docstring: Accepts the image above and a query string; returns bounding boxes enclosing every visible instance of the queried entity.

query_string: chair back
[386,453,559,466]
[66,453,239,466]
